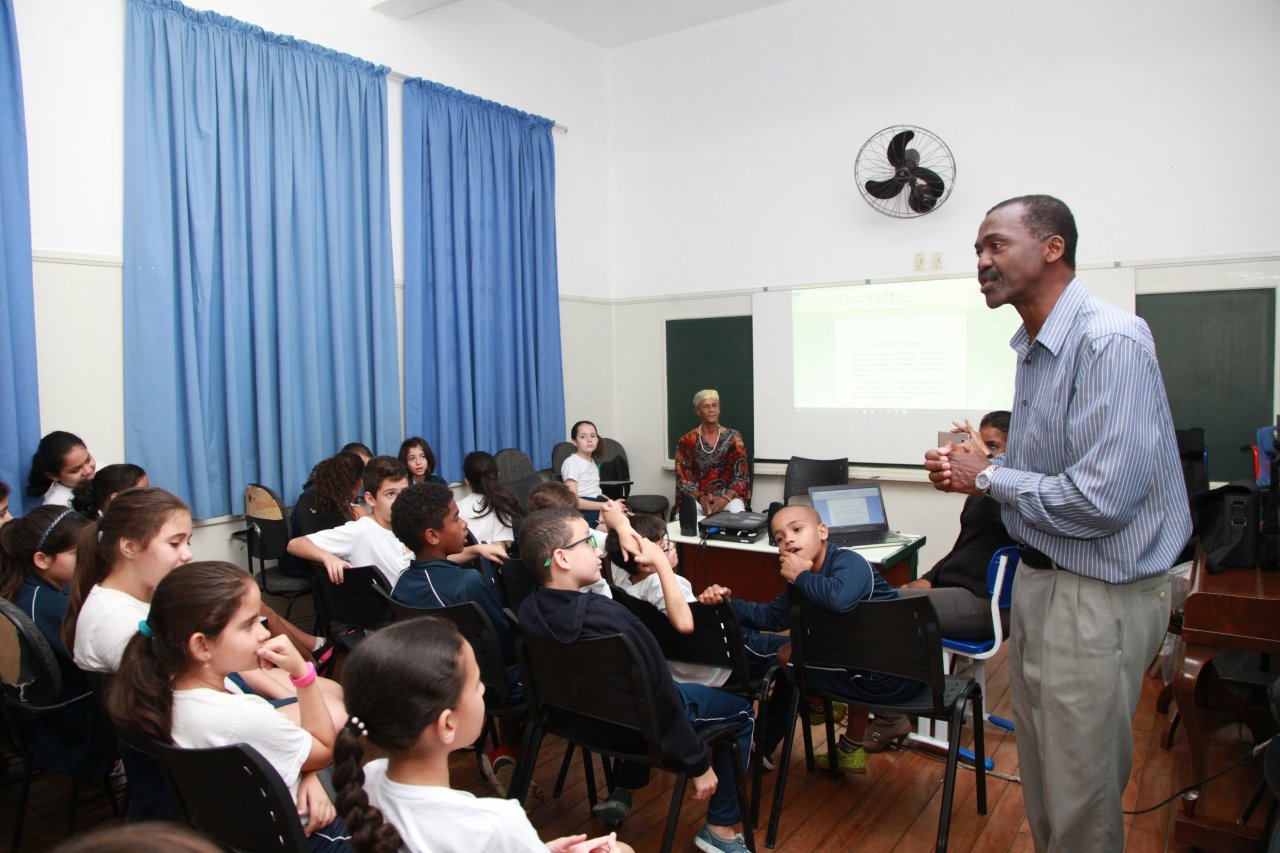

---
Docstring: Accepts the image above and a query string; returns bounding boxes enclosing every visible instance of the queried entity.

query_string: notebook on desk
[808,482,893,547]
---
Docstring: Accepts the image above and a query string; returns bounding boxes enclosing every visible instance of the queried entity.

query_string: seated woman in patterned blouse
[674,389,751,517]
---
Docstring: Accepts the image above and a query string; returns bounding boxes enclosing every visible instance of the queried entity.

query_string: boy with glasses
[519,507,756,853]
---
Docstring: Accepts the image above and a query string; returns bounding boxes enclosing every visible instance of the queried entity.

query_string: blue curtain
[403,80,565,483]
[125,0,400,519]
[0,0,41,512]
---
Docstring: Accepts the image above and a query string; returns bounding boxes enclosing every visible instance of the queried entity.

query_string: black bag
[1190,480,1258,574]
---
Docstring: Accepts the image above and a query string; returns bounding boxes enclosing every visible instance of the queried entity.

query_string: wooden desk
[1172,551,1280,852]
[668,521,926,604]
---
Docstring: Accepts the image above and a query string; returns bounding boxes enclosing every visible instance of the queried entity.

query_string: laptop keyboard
[829,530,892,547]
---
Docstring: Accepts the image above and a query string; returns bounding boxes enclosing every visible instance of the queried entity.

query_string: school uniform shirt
[73,584,149,673]
[363,759,545,853]
[305,515,412,589]
[583,577,613,599]
[457,492,515,544]
[171,688,311,800]
[560,454,603,498]
[42,481,75,507]
[626,573,730,688]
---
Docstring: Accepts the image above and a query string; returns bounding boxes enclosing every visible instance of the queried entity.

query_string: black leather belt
[1017,545,1056,569]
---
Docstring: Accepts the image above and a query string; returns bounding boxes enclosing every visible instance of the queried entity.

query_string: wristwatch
[975,464,998,495]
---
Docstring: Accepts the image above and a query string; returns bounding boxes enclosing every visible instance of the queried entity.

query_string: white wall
[606,0,1280,298]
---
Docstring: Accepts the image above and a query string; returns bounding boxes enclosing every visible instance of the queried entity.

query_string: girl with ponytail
[457,451,525,546]
[107,562,351,850]
[333,618,630,853]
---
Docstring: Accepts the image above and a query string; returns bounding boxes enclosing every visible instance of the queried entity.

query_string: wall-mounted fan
[855,125,955,218]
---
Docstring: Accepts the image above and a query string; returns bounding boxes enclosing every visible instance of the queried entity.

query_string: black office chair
[550,441,574,480]
[244,483,313,621]
[508,632,755,853]
[506,473,545,509]
[782,456,849,504]
[598,438,669,518]
[151,740,308,853]
[495,447,538,484]
[492,556,541,612]
[766,593,986,853]
[611,591,781,827]
[309,564,392,652]
[0,598,120,850]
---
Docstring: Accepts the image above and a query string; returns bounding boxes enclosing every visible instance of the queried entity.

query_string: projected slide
[792,281,1015,412]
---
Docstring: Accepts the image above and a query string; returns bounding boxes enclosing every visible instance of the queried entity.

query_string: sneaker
[591,788,632,826]
[760,751,776,772]
[864,714,912,753]
[806,701,848,727]
[480,750,515,797]
[694,824,750,853]
[814,743,867,774]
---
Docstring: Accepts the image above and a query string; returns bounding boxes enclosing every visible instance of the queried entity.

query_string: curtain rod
[387,69,568,134]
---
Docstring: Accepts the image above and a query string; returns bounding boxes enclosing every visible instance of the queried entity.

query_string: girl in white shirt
[105,562,352,851]
[333,618,632,853]
[561,421,611,528]
[26,430,96,507]
[458,451,524,546]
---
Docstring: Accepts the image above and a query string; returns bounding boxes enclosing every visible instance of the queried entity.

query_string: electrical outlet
[932,252,943,270]
[913,252,925,271]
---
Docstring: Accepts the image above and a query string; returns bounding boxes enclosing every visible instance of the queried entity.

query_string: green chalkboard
[665,316,754,459]
[1136,288,1275,482]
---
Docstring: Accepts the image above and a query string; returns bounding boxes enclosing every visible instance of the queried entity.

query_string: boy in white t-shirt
[288,456,413,589]
[289,456,509,590]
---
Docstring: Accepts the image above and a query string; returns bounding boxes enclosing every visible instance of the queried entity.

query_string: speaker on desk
[679,495,698,537]
[766,501,784,546]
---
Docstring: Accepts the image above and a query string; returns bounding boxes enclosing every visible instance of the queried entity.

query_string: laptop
[808,482,893,547]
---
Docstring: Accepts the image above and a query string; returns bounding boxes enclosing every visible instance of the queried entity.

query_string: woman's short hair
[692,389,719,408]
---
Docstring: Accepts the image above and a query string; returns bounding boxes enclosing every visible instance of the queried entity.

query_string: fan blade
[908,188,937,213]
[909,166,945,197]
[865,178,904,200]
[886,130,915,168]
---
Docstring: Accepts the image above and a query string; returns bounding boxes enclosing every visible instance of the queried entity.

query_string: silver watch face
[976,468,992,490]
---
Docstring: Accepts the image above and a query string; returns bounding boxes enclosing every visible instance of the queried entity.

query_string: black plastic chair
[378,589,527,757]
[244,483,313,620]
[506,473,545,509]
[493,556,541,613]
[509,632,755,853]
[151,740,308,852]
[611,590,781,827]
[309,564,392,652]
[598,438,669,518]
[0,598,119,850]
[782,456,849,504]
[766,593,986,852]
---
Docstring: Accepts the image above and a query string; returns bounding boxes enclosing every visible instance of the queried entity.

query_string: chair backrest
[550,442,575,480]
[0,597,63,708]
[782,456,850,504]
[1175,427,1210,502]
[244,484,291,564]
[310,565,391,634]
[790,593,946,711]
[987,546,1020,610]
[506,473,545,510]
[380,591,521,714]
[610,591,754,695]
[495,448,537,484]
[493,556,541,612]
[519,631,665,767]
[152,740,308,853]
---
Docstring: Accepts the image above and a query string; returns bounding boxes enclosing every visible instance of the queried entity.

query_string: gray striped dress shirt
[987,277,1192,583]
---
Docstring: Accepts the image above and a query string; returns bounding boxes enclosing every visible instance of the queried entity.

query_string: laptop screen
[808,483,888,532]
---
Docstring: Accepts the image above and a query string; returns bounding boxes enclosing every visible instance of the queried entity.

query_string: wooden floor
[0,644,1267,852]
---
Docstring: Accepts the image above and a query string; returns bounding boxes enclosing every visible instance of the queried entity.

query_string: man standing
[924,195,1190,852]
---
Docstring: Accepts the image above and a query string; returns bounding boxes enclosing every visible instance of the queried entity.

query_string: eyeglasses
[545,532,598,566]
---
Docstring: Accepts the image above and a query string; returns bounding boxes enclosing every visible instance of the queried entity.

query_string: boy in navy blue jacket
[699,504,916,773]
[518,507,755,853]
[390,481,528,794]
